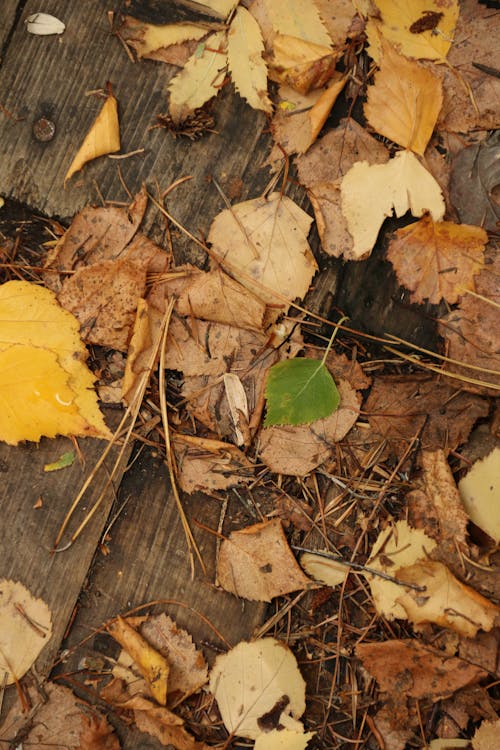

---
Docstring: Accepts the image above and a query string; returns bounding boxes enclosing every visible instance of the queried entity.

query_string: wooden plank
[0,1,19,55]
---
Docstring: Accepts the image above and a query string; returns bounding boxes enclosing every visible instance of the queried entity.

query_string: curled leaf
[65,91,120,183]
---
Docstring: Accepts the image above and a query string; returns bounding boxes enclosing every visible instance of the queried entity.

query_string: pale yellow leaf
[128,21,208,58]
[227,6,272,112]
[223,372,249,446]
[168,30,227,123]
[364,40,442,155]
[255,729,315,750]
[199,0,239,18]
[473,718,500,750]
[340,150,445,258]
[366,0,459,62]
[207,191,317,314]
[459,448,500,543]
[209,638,306,739]
[366,520,437,619]
[261,0,332,46]
[0,280,110,444]
[268,35,337,94]
[64,91,120,183]
[0,579,52,684]
[301,553,347,587]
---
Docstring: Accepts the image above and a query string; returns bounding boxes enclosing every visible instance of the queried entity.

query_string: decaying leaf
[209,637,307,739]
[386,215,486,305]
[0,280,110,444]
[364,41,442,155]
[65,90,120,183]
[340,150,445,259]
[259,378,360,475]
[208,191,317,313]
[300,553,347,587]
[396,560,500,638]
[366,0,459,62]
[267,35,337,94]
[473,718,500,750]
[0,579,52,684]
[450,133,500,234]
[227,7,272,112]
[172,433,254,493]
[217,519,311,601]
[366,520,437,620]
[107,616,169,705]
[168,30,227,123]
[26,12,65,35]
[254,729,315,750]
[78,714,121,750]
[357,639,486,699]
[459,448,500,543]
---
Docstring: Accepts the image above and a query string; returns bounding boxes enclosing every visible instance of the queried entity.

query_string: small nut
[33,117,56,142]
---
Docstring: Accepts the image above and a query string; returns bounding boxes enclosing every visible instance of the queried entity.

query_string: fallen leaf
[209,637,307,739]
[107,616,169,705]
[268,35,337,94]
[0,280,110,444]
[139,613,208,703]
[172,433,254,493]
[120,17,209,59]
[428,741,469,750]
[365,375,489,458]
[364,40,442,155]
[0,579,52,684]
[208,191,317,314]
[77,714,120,750]
[357,639,485,699]
[459,448,500,543]
[26,12,65,35]
[300,553,347,587]
[473,718,500,750]
[313,0,357,48]
[65,90,120,183]
[227,7,272,112]
[396,560,500,638]
[366,520,437,620]
[217,519,311,601]
[340,150,445,259]
[450,133,500,234]
[257,0,333,47]
[44,450,76,472]
[386,216,487,305]
[223,373,249,446]
[200,0,238,18]
[168,30,227,123]
[254,729,315,749]
[259,378,360,475]
[264,357,340,426]
[366,0,459,62]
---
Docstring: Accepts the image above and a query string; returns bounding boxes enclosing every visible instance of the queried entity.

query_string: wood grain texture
[0,0,18,54]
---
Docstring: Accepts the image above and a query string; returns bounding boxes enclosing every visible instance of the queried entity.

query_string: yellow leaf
[168,30,227,123]
[262,0,332,46]
[300,553,347,587]
[340,150,445,258]
[199,0,238,18]
[364,40,442,155]
[255,729,316,750]
[268,35,337,94]
[366,0,459,62]
[107,616,169,706]
[227,6,272,112]
[0,280,110,444]
[64,91,120,183]
[125,20,208,58]
[459,448,500,544]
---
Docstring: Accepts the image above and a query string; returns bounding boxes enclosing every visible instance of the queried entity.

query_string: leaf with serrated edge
[228,6,271,112]
[340,150,445,259]
[262,0,332,46]
[169,30,227,123]
[265,358,340,427]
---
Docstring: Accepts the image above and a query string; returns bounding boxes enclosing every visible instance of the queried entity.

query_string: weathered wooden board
[0,0,19,54]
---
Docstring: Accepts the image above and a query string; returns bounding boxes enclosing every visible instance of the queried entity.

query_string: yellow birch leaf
[107,616,169,706]
[168,30,227,123]
[340,150,445,259]
[268,35,337,94]
[255,729,316,750]
[262,0,332,46]
[301,553,347,587]
[64,91,120,183]
[364,41,443,155]
[227,6,272,112]
[199,0,239,18]
[459,448,500,544]
[366,0,459,62]
[125,20,209,58]
[0,280,110,444]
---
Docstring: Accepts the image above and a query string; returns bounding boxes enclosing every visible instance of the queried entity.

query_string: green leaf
[43,450,75,472]
[264,358,340,427]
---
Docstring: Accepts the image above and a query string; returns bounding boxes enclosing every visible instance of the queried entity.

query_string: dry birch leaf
[107,616,169,706]
[366,0,459,62]
[268,35,337,94]
[364,41,442,155]
[65,91,120,183]
[459,448,500,543]
[340,150,445,259]
[172,433,254,493]
[227,6,272,112]
[473,718,500,750]
[259,0,332,47]
[209,637,307,739]
[168,30,227,123]
[200,0,238,17]
[217,519,311,601]
[255,729,316,750]
[386,216,486,304]
[300,553,347,587]
[0,280,110,444]
[313,0,357,48]
[120,17,209,58]
[0,579,52,684]
[78,714,121,750]
[208,191,317,313]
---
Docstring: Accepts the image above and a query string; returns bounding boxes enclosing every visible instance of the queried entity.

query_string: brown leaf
[172,433,254,493]
[365,374,489,459]
[259,378,360,475]
[357,639,486,699]
[217,519,311,601]
[372,695,416,750]
[387,216,486,305]
[313,0,357,48]
[77,715,120,750]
